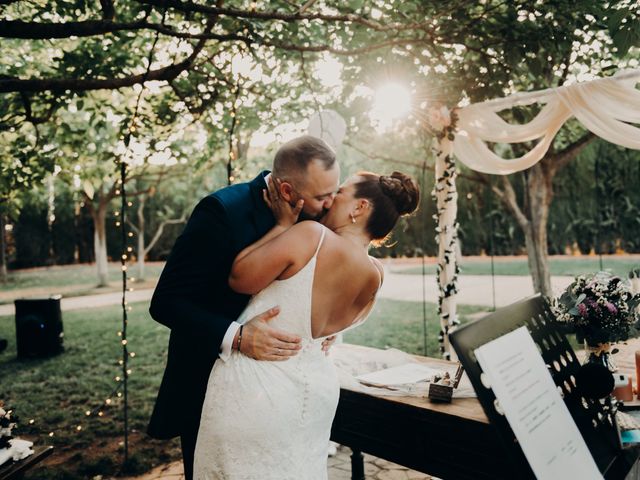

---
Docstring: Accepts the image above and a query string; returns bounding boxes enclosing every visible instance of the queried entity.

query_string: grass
[344,299,489,357]
[0,301,180,479]
[395,256,640,278]
[0,263,164,305]
[0,298,487,478]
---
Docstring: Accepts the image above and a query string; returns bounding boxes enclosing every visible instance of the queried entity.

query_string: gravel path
[0,272,576,318]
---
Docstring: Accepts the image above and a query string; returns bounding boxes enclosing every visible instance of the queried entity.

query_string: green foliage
[550,140,640,254]
[607,2,640,56]
[0,125,57,217]
[1,0,639,270]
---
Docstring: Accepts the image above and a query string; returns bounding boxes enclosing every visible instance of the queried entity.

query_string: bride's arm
[229,221,321,294]
[234,177,304,263]
[233,223,289,264]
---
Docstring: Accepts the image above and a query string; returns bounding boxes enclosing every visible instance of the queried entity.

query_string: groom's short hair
[272,135,336,180]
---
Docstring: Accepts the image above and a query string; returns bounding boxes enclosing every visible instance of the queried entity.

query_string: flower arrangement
[0,405,33,466]
[0,406,17,451]
[425,104,458,141]
[552,271,640,346]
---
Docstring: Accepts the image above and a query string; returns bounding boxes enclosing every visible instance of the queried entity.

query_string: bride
[193,170,420,479]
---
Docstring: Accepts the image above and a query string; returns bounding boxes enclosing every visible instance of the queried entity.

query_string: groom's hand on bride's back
[238,306,302,361]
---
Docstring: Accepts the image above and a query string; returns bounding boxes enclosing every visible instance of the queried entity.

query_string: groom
[147,135,340,479]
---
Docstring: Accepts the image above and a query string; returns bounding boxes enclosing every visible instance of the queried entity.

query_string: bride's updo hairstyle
[354,171,420,242]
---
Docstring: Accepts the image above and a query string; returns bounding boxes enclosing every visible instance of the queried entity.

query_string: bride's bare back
[307,226,381,338]
[230,221,382,338]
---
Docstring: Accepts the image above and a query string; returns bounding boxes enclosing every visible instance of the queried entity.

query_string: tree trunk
[0,213,7,283]
[488,135,595,297]
[93,206,109,287]
[492,166,553,297]
[523,220,552,296]
[523,166,553,296]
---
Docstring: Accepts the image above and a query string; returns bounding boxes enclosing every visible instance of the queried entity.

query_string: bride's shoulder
[368,257,384,287]
[288,221,325,239]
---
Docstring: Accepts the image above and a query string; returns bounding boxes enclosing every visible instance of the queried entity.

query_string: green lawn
[0,301,178,479]
[1,263,164,291]
[344,299,488,357]
[0,298,486,478]
[0,263,164,305]
[396,256,640,278]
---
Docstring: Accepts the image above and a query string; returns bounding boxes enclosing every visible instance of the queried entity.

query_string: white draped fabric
[452,70,640,174]
[435,70,640,357]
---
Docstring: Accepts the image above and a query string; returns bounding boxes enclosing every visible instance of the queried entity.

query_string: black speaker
[15,296,64,358]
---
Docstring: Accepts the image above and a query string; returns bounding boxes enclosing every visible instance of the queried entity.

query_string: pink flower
[577,303,588,317]
[606,302,618,314]
[427,105,451,131]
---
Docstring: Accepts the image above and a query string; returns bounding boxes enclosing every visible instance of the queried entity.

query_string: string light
[25,20,161,463]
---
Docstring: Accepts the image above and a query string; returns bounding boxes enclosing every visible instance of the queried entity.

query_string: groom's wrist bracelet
[236,325,244,352]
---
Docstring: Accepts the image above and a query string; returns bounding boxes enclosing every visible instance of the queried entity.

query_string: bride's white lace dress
[193,227,376,479]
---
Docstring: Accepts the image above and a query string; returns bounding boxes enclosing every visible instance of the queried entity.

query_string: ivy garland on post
[427,105,460,360]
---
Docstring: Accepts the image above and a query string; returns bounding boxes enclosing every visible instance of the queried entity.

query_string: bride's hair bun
[353,170,420,242]
[379,172,420,216]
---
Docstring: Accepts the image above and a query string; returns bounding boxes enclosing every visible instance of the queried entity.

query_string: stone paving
[122,444,434,480]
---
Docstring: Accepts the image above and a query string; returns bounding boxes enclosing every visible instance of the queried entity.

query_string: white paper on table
[474,326,603,480]
[355,362,442,387]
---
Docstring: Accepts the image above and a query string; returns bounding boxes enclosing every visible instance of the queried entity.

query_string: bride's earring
[350,213,356,224]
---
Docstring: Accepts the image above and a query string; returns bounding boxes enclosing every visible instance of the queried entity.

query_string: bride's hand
[263,177,303,228]
[239,306,302,361]
[321,336,337,356]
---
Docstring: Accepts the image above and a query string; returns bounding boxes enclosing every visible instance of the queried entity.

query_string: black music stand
[450,295,638,479]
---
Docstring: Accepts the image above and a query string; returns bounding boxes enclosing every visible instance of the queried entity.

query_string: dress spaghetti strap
[312,225,326,258]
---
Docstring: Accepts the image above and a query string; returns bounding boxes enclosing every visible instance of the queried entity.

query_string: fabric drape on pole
[435,70,640,358]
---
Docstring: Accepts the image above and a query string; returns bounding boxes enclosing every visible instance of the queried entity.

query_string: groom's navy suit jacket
[148,171,275,439]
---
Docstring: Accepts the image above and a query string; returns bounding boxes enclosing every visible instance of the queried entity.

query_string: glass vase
[584,341,617,372]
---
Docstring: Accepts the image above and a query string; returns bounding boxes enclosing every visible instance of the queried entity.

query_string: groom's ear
[279,181,294,202]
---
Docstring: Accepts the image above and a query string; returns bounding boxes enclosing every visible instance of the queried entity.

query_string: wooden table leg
[350,449,365,480]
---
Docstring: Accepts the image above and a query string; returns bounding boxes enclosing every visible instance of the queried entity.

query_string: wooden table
[330,345,639,480]
[0,446,53,480]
